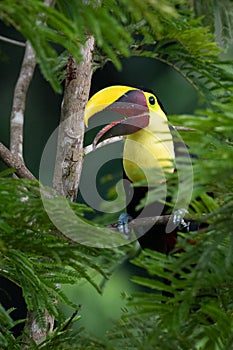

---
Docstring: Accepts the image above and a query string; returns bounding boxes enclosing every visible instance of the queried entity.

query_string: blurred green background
[0,23,199,337]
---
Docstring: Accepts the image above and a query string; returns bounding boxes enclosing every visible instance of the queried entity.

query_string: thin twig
[174,126,195,132]
[84,136,124,155]
[83,125,195,156]
[0,35,26,47]
[0,142,36,180]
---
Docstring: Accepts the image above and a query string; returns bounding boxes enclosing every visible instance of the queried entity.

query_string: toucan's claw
[118,213,132,239]
[173,208,190,232]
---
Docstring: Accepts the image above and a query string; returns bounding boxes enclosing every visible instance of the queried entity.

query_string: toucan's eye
[148,95,156,105]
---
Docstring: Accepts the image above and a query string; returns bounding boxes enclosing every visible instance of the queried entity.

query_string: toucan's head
[84,85,167,147]
[84,85,174,184]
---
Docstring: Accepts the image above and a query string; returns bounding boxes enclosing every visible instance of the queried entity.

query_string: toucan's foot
[118,213,132,238]
[173,208,190,232]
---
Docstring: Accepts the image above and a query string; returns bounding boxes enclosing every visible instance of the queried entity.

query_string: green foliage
[0,177,125,348]
[81,82,233,349]
[109,221,233,349]
[0,0,178,92]
[1,0,231,101]
[130,18,232,105]
[112,74,233,350]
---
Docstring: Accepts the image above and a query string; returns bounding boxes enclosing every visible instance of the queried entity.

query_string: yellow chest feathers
[123,113,175,185]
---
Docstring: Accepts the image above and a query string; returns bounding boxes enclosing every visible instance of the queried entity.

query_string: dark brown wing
[123,168,178,254]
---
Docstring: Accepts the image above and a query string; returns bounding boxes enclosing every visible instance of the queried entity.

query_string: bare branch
[9,0,55,161]
[108,213,207,231]
[130,215,178,227]
[174,126,195,132]
[0,35,25,47]
[0,142,36,180]
[83,126,195,156]
[24,309,55,344]
[10,42,36,159]
[84,136,124,155]
[53,36,95,201]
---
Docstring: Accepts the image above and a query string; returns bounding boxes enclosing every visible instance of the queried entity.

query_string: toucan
[84,86,191,253]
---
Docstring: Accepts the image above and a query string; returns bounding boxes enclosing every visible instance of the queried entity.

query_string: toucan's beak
[84,86,150,147]
[93,113,149,147]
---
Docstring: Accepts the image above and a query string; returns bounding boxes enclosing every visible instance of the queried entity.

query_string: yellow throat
[123,110,175,185]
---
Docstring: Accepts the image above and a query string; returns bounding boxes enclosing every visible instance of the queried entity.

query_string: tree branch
[0,35,25,47]
[10,42,36,159]
[84,136,124,155]
[83,126,195,156]
[53,36,95,201]
[0,142,36,180]
[108,214,203,229]
[175,126,195,132]
[108,213,208,231]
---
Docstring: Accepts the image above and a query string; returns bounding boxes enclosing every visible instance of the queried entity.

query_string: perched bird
[84,85,191,253]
